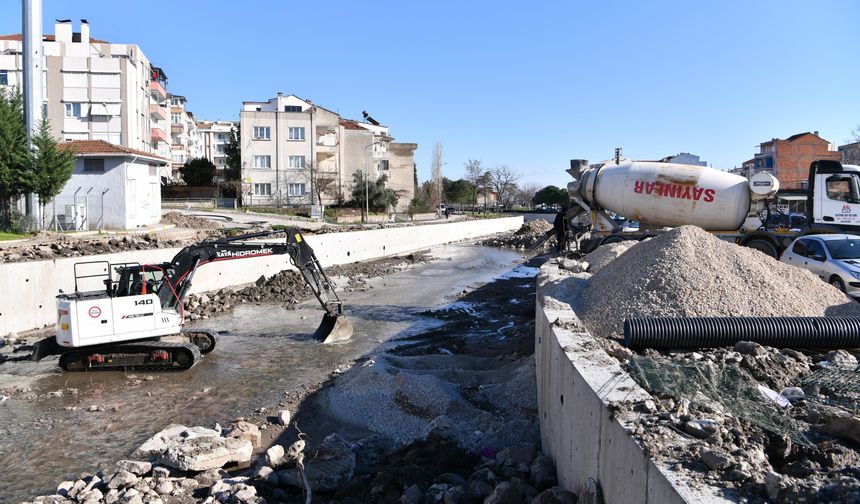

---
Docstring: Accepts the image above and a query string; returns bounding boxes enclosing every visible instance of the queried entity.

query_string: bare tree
[430,142,444,210]
[464,159,484,205]
[516,181,542,209]
[488,165,519,208]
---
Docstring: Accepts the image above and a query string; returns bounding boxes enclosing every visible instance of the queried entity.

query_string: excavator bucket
[313,314,354,344]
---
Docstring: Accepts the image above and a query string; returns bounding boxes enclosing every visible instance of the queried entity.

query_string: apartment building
[657,152,707,166]
[839,141,860,166]
[240,93,416,211]
[168,94,202,179]
[0,20,173,177]
[197,120,236,177]
[750,132,840,189]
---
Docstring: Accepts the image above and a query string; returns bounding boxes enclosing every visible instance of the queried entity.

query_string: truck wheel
[600,235,625,245]
[745,239,778,258]
[830,276,846,293]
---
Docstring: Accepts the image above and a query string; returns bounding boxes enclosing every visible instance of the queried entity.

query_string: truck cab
[809,161,860,232]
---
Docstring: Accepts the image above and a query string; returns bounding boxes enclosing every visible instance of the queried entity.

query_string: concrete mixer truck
[566,158,860,257]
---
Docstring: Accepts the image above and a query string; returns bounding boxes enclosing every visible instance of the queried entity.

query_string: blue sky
[2,0,858,188]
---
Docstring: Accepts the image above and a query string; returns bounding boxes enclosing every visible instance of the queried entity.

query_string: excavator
[31,229,353,371]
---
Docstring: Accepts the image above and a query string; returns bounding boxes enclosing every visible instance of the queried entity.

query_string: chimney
[80,19,89,45]
[54,19,72,44]
[814,130,819,137]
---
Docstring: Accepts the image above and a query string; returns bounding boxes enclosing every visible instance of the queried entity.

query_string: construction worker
[553,207,568,253]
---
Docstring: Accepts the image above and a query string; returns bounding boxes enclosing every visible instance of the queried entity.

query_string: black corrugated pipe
[624,317,860,350]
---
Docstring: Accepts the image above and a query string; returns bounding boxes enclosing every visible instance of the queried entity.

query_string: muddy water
[0,244,524,502]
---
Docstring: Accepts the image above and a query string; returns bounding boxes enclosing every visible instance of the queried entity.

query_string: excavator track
[58,341,202,372]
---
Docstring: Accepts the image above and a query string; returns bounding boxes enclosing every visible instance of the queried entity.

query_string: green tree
[0,88,34,230]
[224,126,241,182]
[444,178,475,204]
[179,157,216,186]
[32,116,75,228]
[350,172,399,211]
[532,185,569,207]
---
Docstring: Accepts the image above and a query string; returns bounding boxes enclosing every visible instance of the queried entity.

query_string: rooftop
[0,33,110,44]
[60,140,169,164]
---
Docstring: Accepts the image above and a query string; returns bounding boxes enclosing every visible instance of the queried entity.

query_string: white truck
[566,158,860,257]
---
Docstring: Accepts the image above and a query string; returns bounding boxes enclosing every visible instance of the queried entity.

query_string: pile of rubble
[0,233,200,264]
[161,212,222,229]
[546,226,860,502]
[480,220,553,250]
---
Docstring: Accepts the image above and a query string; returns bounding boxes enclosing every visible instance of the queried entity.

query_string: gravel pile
[0,234,199,264]
[161,211,222,229]
[480,220,553,250]
[573,226,860,340]
[582,240,636,273]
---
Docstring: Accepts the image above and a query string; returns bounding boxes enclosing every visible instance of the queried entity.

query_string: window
[288,156,305,169]
[217,133,227,141]
[148,165,158,177]
[0,70,8,86]
[284,105,302,112]
[254,183,272,196]
[216,158,226,166]
[826,176,858,202]
[288,127,305,141]
[83,158,105,172]
[379,160,390,171]
[792,239,808,257]
[65,103,82,118]
[216,145,226,154]
[253,126,271,140]
[806,239,826,260]
[288,183,305,196]
[253,155,271,168]
[171,113,182,124]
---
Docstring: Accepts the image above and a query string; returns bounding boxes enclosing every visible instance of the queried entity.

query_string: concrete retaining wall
[0,217,522,336]
[535,262,729,503]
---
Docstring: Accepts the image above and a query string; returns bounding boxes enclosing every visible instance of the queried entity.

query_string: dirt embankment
[480,220,554,251]
[547,226,860,502]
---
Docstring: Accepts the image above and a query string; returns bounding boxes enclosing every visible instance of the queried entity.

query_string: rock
[278,435,354,492]
[780,387,805,401]
[484,481,523,504]
[133,424,220,459]
[578,477,602,504]
[683,419,717,438]
[266,444,286,467]
[467,479,495,501]
[437,473,467,486]
[765,471,781,500]
[107,470,139,489]
[120,490,144,504]
[116,459,152,476]
[104,489,120,504]
[152,466,170,480]
[824,350,858,369]
[530,455,556,491]
[154,480,174,495]
[497,443,537,467]
[56,481,74,497]
[233,485,258,503]
[817,416,860,445]
[443,485,467,504]
[532,487,578,504]
[277,410,291,426]
[734,341,766,356]
[156,433,253,471]
[227,421,262,448]
[77,488,103,504]
[254,465,280,485]
[637,400,657,413]
[700,449,732,470]
[400,484,424,504]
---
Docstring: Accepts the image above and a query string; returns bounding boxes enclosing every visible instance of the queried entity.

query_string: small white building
[55,140,168,230]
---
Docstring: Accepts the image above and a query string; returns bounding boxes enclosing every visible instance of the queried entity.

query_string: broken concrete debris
[481,219,553,250]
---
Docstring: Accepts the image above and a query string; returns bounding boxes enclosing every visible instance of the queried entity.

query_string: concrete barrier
[0,217,522,336]
[536,262,730,503]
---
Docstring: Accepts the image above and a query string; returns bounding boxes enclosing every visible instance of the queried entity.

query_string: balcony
[149,104,167,121]
[151,127,170,144]
[150,80,167,101]
[171,123,184,133]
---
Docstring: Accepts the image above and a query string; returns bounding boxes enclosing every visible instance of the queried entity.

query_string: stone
[443,485,466,504]
[133,425,220,459]
[824,350,858,369]
[78,488,103,504]
[107,470,139,489]
[233,485,258,503]
[579,477,602,504]
[227,421,262,448]
[466,479,494,501]
[195,468,228,487]
[277,436,354,492]
[157,434,253,471]
[780,387,805,401]
[700,449,732,470]
[255,465,280,485]
[152,467,170,480]
[684,419,717,438]
[734,341,766,356]
[265,444,286,468]
[104,489,120,504]
[484,481,522,504]
[400,484,424,504]
[154,480,174,495]
[116,460,152,476]
[529,455,556,491]
[765,471,781,500]
[56,481,74,497]
[437,473,467,486]
[120,489,143,504]
[818,416,860,445]
[496,443,537,467]
[277,410,291,426]
[532,487,578,504]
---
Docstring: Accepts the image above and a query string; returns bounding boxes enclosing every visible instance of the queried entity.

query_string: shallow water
[0,244,524,502]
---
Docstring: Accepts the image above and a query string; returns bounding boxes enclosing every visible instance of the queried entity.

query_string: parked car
[766,212,807,231]
[780,234,860,297]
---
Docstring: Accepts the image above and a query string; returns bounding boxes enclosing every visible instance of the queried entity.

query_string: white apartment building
[197,120,236,176]
[240,93,416,211]
[0,19,172,178]
[168,94,203,179]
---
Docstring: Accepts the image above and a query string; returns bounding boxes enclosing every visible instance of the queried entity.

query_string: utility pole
[22,0,43,227]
